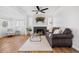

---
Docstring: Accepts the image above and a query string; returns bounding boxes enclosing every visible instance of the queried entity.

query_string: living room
[0,6,79,53]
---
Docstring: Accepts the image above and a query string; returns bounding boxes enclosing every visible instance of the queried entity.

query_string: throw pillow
[53,29,61,34]
[48,33,53,38]
[60,27,65,33]
[49,33,52,37]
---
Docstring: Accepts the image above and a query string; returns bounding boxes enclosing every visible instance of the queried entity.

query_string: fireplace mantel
[33,25,47,27]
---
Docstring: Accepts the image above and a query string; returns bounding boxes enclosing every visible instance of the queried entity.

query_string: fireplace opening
[36,29,44,35]
[34,27,46,35]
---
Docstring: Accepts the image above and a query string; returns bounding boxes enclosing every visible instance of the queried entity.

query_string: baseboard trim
[72,45,79,51]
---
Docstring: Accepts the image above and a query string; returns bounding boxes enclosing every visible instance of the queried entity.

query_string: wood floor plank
[53,48,63,53]
[0,35,29,53]
[67,48,79,53]
[53,47,79,53]
[60,48,71,53]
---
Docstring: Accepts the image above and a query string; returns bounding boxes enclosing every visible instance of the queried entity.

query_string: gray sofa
[45,28,73,48]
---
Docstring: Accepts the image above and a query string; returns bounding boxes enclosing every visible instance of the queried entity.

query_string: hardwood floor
[0,35,78,53]
[0,35,29,53]
[53,48,78,53]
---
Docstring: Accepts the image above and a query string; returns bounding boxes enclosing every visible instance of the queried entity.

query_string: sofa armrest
[53,34,73,39]
[45,32,53,39]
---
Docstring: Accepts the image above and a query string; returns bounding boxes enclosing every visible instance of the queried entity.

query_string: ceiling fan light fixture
[32,6,48,14]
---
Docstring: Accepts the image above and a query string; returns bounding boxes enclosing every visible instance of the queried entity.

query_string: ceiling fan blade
[41,8,48,11]
[41,11,45,13]
[36,6,40,11]
[32,10,38,12]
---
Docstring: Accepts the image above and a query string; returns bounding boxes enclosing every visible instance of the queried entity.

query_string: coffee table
[30,33,42,42]
[18,35,53,53]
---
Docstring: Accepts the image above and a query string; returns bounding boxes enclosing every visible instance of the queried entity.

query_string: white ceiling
[0,6,61,20]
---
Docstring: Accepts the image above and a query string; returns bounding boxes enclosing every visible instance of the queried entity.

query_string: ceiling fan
[33,6,48,14]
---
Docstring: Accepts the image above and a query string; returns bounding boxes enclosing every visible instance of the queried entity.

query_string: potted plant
[27,28,32,31]
[26,27,32,36]
[36,17,45,22]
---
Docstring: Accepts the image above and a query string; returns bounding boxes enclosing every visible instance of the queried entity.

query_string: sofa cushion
[63,28,72,34]
[53,34,73,39]
[53,29,62,34]
[52,27,60,33]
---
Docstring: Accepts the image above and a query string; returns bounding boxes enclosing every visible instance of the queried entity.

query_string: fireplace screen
[34,27,46,35]
[36,29,44,35]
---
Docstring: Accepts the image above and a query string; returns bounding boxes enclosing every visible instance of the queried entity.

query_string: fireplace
[34,27,46,35]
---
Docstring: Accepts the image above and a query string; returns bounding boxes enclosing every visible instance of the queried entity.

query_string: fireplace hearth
[34,27,46,35]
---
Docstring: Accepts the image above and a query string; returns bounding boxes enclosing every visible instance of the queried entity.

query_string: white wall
[0,7,28,35]
[0,18,27,36]
[53,6,79,50]
[0,6,26,19]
